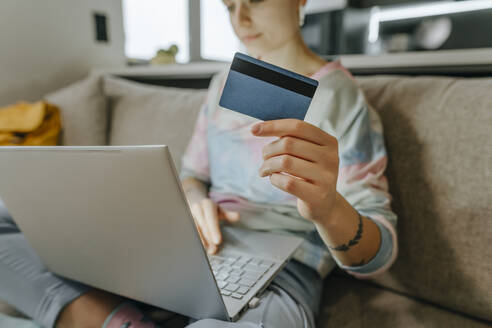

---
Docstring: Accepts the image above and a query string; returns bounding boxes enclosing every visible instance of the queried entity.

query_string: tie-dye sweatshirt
[180,61,398,279]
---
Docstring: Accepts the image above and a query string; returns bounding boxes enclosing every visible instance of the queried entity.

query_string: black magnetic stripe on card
[231,57,317,98]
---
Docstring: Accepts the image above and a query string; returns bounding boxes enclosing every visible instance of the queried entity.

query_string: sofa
[0,70,490,327]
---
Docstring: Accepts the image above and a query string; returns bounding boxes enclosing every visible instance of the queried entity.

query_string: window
[123,0,189,63]
[200,0,241,61]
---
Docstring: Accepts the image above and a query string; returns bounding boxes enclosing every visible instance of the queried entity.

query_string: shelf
[93,61,229,79]
[338,48,492,76]
[94,48,492,80]
[338,48,492,68]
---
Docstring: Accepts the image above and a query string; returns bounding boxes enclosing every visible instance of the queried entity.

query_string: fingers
[190,199,242,254]
[191,199,237,255]
[260,154,334,184]
[262,136,324,162]
[190,203,209,250]
[202,199,222,248]
[191,201,218,254]
[252,119,337,147]
[269,173,321,203]
[219,207,240,223]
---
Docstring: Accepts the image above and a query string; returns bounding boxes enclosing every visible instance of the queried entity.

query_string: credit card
[219,52,318,121]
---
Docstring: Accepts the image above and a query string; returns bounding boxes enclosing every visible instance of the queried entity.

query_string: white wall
[0,0,125,106]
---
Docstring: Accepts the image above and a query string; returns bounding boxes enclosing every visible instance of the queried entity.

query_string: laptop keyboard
[208,252,275,300]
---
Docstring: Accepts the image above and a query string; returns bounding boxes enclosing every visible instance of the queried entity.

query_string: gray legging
[0,202,323,328]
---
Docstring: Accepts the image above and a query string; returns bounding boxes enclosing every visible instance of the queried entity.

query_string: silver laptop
[0,145,302,321]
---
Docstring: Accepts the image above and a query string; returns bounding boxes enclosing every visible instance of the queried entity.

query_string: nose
[233,2,251,27]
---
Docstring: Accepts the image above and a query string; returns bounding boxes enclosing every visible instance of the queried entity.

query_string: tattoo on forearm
[328,212,363,252]
[350,259,367,267]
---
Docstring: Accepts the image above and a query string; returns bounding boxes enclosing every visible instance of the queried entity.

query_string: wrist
[314,194,382,266]
[314,192,346,228]
[313,193,361,251]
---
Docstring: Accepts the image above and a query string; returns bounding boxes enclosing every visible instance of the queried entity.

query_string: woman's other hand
[189,198,240,254]
[252,119,340,224]
[181,177,239,254]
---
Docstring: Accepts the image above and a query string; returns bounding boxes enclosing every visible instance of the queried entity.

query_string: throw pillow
[45,74,107,145]
[103,76,207,172]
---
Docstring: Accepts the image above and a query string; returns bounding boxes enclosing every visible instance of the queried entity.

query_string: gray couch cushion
[356,76,492,321]
[45,74,107,146]
[319,276,490,328]
[103,77,207,173]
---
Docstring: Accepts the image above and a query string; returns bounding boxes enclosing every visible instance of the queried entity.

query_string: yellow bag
[0,101,62,146]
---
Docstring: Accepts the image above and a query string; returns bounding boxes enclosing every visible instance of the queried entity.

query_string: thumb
[219,207,240,222]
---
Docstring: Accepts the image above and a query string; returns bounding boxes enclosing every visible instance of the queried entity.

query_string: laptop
[0,145,302,321]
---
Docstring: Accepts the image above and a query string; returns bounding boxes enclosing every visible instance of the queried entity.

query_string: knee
[0,212,19,234]
[187,318,226,327]
[187,318,260,328]
[257,288,312,328]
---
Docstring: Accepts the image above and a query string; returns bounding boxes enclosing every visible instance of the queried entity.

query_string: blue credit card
[219,52,319,121]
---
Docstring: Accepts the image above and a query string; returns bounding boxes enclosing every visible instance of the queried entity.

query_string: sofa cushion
[103,77,207,173]
[319,275,490,327]
[355,76,492,321]
[45,74,107,145]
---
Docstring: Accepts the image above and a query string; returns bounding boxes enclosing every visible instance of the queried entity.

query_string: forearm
[314,193,381,267]
[182,177,209,205]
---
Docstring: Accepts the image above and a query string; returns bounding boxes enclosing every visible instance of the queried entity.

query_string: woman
[0,0,397,327]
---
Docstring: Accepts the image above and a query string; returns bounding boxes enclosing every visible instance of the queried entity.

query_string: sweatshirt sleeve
[179,101,211,185]
[335,115,398,279]
[306,69,398,278]
[179,70,227,185]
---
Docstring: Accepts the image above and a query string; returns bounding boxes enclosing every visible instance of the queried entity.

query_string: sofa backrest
[356,75,492,321]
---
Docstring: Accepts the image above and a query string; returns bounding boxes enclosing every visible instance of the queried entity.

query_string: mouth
[242,33,262,42]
